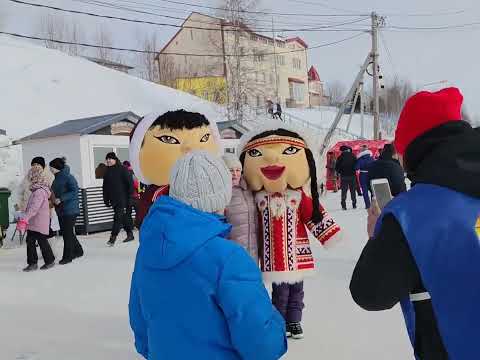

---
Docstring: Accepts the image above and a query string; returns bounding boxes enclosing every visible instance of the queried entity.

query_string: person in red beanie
[350,87,480,360]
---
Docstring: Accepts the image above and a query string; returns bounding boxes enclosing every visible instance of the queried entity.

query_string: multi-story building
[156,12,312,110]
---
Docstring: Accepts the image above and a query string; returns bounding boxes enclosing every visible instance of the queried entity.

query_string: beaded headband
[242,136,307,153]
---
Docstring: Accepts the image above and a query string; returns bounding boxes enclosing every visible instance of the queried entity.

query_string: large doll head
[130,109,221,186]
[239,122,322,223]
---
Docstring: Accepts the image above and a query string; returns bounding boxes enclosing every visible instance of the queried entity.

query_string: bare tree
[136,31,160,82]
[326,80,347,106]
[38,14,85,56]
[95,25,114,61]
[215,0,267,122]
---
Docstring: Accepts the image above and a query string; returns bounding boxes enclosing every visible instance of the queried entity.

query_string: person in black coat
[367,143,407,197]
[335,145,357,210]
[103,152,134,246]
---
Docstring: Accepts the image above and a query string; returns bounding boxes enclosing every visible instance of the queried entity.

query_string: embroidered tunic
[256,188,341,284]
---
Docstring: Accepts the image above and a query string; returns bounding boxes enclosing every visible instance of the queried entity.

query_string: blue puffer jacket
[51,167,80,216]
[355,150,374,174]
[129,196,287,360]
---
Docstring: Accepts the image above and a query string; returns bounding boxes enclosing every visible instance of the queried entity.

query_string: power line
[75,0,371,28]
[387,21,480,30]
[9,0,369,33]
[0,31,366,56]
[71,0,370,30]
[285,0,360,14]
[143,0,367,17]
[379,31,399,83]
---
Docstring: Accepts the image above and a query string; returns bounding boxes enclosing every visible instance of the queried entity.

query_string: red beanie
[394,87,463,155]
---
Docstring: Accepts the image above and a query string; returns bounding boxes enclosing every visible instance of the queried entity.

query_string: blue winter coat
[355,150,374,185]
[129,196,287,360]
[51,167,80,216]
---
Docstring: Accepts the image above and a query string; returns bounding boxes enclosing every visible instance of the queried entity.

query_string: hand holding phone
[370,178,393,210]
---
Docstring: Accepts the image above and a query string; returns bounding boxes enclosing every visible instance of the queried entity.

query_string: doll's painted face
[139,125,219,185]
[243,135,310,193]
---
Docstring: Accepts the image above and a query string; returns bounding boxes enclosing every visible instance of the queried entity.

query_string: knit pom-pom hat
[169,151,232,214]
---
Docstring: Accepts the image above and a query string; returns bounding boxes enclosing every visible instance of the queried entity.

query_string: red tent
[325,139,389,191]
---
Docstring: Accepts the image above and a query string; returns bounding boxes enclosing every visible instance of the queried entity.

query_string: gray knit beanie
[170,151,232,213]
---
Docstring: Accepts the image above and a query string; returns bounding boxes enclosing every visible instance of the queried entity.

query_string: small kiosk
[17,112,140,234]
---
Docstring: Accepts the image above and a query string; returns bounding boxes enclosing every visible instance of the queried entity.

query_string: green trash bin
[0,188,11,243]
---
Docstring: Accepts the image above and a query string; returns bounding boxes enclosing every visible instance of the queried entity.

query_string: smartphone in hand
[371,178,393,210]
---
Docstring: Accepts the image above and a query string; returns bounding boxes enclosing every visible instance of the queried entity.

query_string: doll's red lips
[261,166,285,180]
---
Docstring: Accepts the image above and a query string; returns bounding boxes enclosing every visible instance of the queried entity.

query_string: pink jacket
[23,184,51,235]
[225,178,259,262]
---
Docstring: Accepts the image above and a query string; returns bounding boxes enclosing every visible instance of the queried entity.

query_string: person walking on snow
[50,158,84,265]
[223,154,259,263]
[350,87,480,359]
[355,145,374,209]
[129,151,287,360]
[19,167,56,272]
[335,145,357,210]
[103,152,134,246]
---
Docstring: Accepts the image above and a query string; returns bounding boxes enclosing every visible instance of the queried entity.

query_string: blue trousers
[360,174,371,208]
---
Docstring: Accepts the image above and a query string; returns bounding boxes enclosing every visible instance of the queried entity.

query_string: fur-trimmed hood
[357,149,373,159]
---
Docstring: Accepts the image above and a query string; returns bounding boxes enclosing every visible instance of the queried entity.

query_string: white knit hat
[129,110,223,185]
[222,153,242,170]
[169,151,232,213]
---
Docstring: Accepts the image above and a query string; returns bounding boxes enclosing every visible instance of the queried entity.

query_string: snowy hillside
[0,35,225,139]
[285,106,376,139]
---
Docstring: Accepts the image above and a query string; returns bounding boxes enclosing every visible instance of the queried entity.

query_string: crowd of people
[10,87,480,359]
[334,141,406,210]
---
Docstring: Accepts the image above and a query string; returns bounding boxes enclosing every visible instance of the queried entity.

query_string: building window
[190,29,193,40]
[276,55,285,65]
[289,82,305,102]
[225,147,235,154]
[292,58,302,69]
[250,34,257,41]
[116,148,129,162]
[253,51,264,62]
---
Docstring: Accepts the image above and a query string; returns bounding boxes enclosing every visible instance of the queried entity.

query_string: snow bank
[0,35,226,139]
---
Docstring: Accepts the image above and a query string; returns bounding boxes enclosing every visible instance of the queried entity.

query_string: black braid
[240,129,322,224]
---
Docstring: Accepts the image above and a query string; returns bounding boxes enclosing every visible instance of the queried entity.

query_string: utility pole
[371,11,380,140]
[272,17,279,101]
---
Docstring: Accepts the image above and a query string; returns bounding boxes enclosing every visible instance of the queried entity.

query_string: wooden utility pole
[371,11,380,140]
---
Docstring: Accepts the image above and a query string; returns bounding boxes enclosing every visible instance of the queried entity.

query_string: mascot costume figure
[129,109,221,227]
[239,121,341,339]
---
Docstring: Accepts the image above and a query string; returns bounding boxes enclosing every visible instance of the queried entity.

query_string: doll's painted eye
[247,149,262,157]
[200,133,211,143]
[156,135,180,144]
[283,146,300,155]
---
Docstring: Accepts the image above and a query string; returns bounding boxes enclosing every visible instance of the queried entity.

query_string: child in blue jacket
[129,150,287,360]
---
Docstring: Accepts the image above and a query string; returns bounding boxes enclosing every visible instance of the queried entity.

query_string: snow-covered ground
[0,193,413,360]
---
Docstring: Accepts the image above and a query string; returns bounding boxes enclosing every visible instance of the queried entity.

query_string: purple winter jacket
[23,184,51,236]
[225,178,259,263]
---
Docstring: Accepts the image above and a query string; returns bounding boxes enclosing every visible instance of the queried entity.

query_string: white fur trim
[322,231,343,250]
[262,269,316,284]
[129,112,163,185]
[237,119,318,158]
[357,150,373,159]
[129,111,222,186]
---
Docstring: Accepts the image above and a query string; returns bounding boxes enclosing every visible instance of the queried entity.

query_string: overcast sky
[2,0,479,117]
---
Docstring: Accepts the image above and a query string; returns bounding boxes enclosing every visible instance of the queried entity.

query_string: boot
[288,323,304,340]
[107,235,117,247]
[123,232,135,243]
[23,264,38,272]
[59,258,72,265]
[40,262,55,270]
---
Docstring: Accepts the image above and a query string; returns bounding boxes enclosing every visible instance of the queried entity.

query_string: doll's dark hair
[240,129,323,224]
[130,109,211,146]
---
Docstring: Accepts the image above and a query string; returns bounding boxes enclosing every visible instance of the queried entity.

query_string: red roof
[308,66,321,81]
[286,37,308,49]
